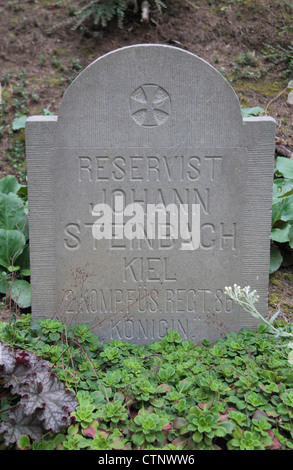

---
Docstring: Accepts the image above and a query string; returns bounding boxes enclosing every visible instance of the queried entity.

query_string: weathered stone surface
[26,45,275,344]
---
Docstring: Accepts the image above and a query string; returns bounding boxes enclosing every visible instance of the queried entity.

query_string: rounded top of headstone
[57,44,244,148]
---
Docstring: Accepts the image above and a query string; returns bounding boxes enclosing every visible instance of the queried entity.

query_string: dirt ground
[0,0,292,166]
[0,0,292,322]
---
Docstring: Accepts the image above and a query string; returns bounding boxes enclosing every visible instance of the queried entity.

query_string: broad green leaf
[17,185,28,201]
[15,243,30,275]
[0,274,9,294]
[0,229,26,269]
[20,268,30,276]
[0,192,29,239]
[132,432,145,447]
[270,223,291,243]
[8,265,20,272]
[289,225,293,249]
[43,108,54,115]
[10,279,31,308]
[0,175,21,195]
[273,178,293,202]
[269,245,283,274]
[241,106,264,118]
[279,194,293,222]
[271,200,283,226]
[12,115,27,130]
[275,157,293,179]
[272,195,293,225]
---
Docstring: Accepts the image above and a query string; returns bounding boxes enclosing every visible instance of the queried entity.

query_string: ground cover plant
[0,0,292,452]
[270,156,293,273]
[0,311,293,450]
[0,175,30,310]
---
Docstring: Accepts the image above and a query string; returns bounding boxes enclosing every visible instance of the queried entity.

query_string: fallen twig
[265,86,288,115]
[275,144,293,159]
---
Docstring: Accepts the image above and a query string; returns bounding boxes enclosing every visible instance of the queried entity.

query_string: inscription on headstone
[26,45,275,344]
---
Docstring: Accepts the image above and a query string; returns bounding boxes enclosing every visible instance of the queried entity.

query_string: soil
[0,0,292,323]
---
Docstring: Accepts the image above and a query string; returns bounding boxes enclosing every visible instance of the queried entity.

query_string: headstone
[26,45,276,345]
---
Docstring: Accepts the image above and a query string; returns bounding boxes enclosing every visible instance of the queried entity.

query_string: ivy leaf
[20,369,78,433]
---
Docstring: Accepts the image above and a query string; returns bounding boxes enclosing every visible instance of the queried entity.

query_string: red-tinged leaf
[157,383,171,393]
[149,398,164,408]
[272,438,282,450]
[171,436,188,449]
[162,423,172,431]
[252,410,268,421]
[219,413,229,422]
[198,402,209,409]
[111,438,128,450]
[266,410,279,418]
[83,425,96,439]
[173,417,187,429]
[266,429,281,449]
[17,435,31,450]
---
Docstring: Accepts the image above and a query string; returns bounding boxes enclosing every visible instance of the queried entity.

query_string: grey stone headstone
[26,44,275,345]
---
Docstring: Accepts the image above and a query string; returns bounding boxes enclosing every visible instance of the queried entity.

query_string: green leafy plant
[263,43,293,78]
[1,317,293,450]
[228,428,272,450]
[230,51,266,81]
[270,156,293,273]
[11,115,27,131]
[180,405,234,448]
[71,392,100,428]
[129,408,170,447]
[51,0,167,33]
[96,396,129,424]
[0,175,30,309]
[240,106,265,118]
